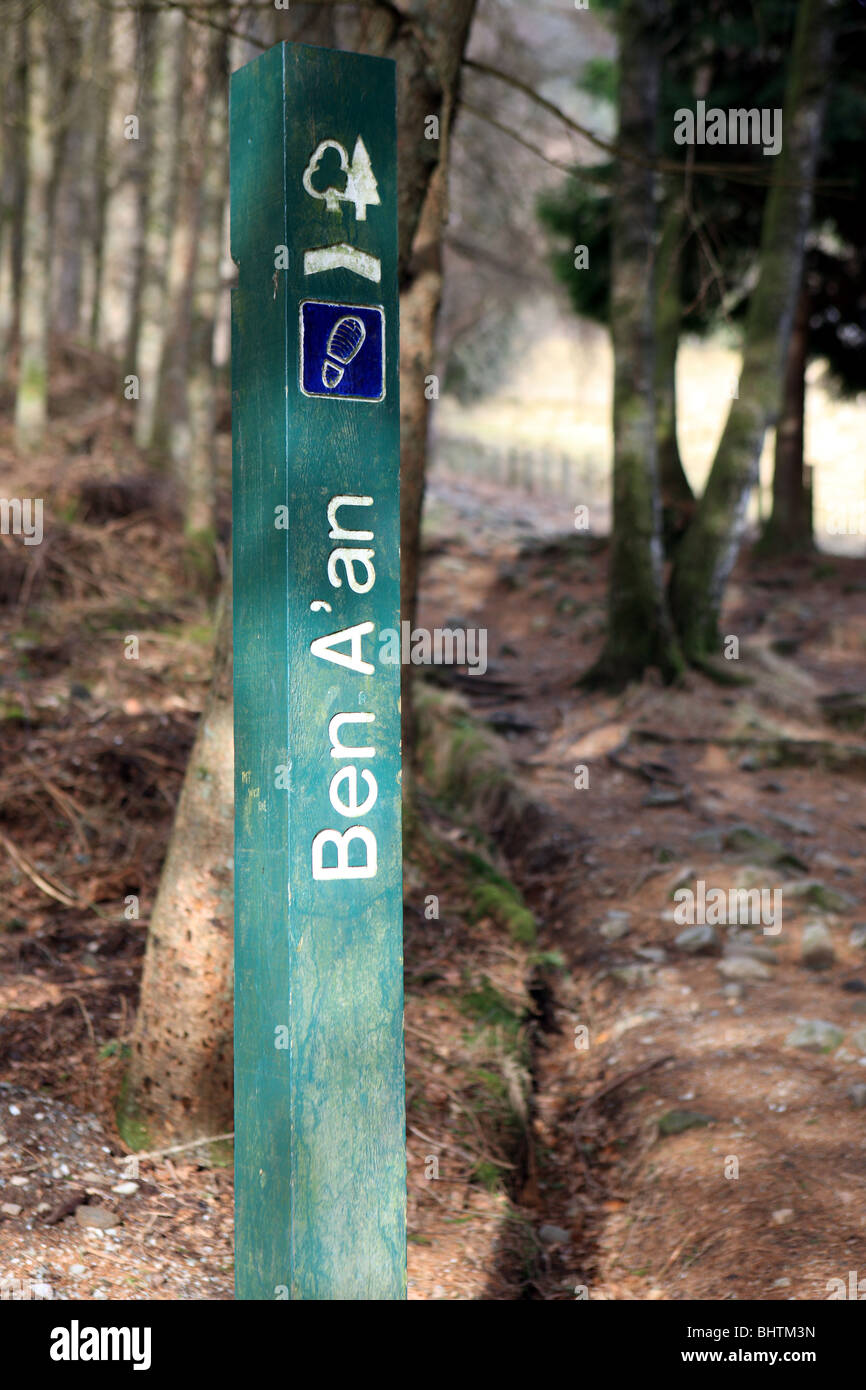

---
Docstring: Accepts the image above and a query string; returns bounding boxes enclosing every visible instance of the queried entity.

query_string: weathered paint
[231,41,404,1300]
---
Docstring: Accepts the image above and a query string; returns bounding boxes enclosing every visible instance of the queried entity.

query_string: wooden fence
[431,433,608,501]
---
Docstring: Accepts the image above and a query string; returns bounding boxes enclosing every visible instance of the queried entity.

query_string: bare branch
[464,57,852,190]
[461,100,589,179]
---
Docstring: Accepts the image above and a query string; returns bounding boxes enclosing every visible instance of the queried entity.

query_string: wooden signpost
[230,42,405,1300]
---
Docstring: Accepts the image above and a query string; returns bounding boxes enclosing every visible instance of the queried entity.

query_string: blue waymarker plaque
[300,300,385,401]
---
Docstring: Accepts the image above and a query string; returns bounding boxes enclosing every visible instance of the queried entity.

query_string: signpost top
[230,42,397,281]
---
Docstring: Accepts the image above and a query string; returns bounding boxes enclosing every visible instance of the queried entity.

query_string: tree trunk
[761,284,812,553]
[53,4,92,339]
[587,0,682,687]
[133,8,186,450]
[358,0,478,749]
[121,576,235,1148]
[81,3,112,346]
[14,7,53,451]
[178,32,228,584]
[97,10,152,361]
[158,139,198,470]
[158,20,209,483]
[670,0,834,660]
[0,214,15,385]
[0,15,25,384]
[399,165,448,757]
[655,184,693,551]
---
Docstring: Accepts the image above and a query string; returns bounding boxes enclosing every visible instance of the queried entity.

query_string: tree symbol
[302,137,380,221]
[344,137,380,222]
[302,141,349,211]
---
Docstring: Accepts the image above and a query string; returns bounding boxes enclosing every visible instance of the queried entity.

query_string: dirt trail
[420,467,866,1301]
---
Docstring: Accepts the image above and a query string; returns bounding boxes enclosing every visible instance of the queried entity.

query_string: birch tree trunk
[0,205,15,384]
[97,9,152,361]
[14,7,53,450]
[133,8,186,450]
[0,15,25,384]
[587,0,682,686]
[670,0,835,659]
[179,32,228,583]
[53,3,93,339]
[158,111,199,472]
[80,3,112,346]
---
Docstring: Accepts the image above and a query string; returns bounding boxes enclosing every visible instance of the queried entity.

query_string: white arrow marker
[303,244,381,283]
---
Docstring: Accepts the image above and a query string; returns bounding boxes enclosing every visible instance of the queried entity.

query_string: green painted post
[230,41,405,1300]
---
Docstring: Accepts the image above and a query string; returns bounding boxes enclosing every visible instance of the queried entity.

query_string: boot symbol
[321,315,366,390]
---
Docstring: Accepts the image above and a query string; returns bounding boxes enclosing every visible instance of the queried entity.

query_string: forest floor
[1,398,865,1299]
[415,468,866,1301]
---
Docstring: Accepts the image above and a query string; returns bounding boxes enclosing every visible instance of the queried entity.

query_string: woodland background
[1,0,866,1301]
